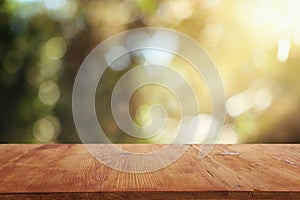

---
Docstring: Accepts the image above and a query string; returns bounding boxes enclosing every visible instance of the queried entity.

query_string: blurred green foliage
[0,0,300,143]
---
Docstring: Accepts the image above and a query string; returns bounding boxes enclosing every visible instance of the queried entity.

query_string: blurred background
[0,0,300,144]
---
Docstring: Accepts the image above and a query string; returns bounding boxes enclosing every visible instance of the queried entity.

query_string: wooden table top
[0,144,299,199]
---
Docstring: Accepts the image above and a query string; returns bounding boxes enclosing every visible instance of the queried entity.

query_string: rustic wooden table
[0,144,299,199]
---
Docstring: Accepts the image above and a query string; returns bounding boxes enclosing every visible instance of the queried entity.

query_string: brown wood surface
[0,144,299,199]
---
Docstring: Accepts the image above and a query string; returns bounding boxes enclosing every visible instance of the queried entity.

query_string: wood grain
[0,144,299,199]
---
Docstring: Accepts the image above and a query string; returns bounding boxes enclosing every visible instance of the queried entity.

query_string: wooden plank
[0,144,299,199]
[192,144,300,192]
